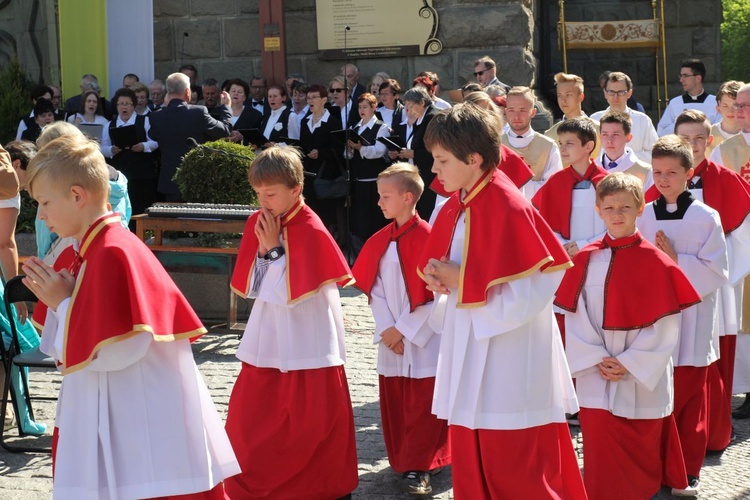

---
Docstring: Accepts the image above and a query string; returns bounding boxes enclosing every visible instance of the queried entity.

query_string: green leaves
[722,0,750,80]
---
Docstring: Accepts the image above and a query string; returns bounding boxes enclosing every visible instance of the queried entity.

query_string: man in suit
[473,56,510,93]
[148,73,232,201]
[149,79,166,109]
[342,64,365,102]
[249,76,270,115]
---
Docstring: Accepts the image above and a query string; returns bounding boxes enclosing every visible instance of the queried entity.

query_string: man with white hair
[342,63,364,101]
[148,73,232,200]
[148,79,166,109]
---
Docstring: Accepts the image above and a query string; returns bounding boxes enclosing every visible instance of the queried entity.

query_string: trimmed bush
[174,140,258,205]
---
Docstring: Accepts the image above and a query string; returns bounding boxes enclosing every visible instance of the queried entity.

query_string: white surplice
[370,242,438,378]
[638,199,728,367]
[429,213,578,430]
[565,248,680,419]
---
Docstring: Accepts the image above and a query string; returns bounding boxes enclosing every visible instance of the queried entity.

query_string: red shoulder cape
[645,159,750,235]
[352,214,433,313]
[58,215,206,374]
[429,145,533,196]
[231,200,353,303]
[419,170,572,308]
[532,160,608,240]
[554,232,701,330]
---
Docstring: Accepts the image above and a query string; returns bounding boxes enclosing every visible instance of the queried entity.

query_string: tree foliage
[722,0,750,81]
[0,57,33,145]
[174,140,258,205]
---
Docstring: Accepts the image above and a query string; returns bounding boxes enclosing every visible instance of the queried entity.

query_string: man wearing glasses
[249,76,270,115]
[473,56,510,92]
[657,59,720,136]
[591,71,658,162]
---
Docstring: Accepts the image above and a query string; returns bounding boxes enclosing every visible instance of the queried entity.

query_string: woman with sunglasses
[328,76,359,129]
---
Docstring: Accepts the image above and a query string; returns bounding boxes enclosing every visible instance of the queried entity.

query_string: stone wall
[537,0,723,120]
[0,0,59,84]
[153,0,537,95]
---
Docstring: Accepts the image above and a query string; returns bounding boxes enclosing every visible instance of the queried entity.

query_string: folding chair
[0,275,57,453]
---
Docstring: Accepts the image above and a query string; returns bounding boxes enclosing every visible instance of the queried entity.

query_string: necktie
[607,161,618,170]
[253,101,263,106]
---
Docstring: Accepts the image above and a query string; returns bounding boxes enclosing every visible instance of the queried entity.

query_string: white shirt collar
[116,113,137,127]
[741,130,750,147]
[307,109,330,132]
[357,115,378,131]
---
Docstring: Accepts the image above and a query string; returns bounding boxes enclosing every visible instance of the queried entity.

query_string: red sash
[419,170,571,307]
[554,232,701,330]
[59,214,205,374]
[532,160,608,240]
[429,145,533,196]
[352,214,433,312]
[230,200,353,303]
[645,159,750,235]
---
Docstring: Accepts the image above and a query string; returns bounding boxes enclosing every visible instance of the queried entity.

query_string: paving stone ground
[1,287,749,498]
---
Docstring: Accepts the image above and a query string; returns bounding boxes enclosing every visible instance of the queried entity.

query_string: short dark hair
[424,103,502,172]
[599,110,632,135]
[226,78,250,97]
[291,81,308,95]
[307,84,328,99]
[251,76,268,86]
[179,64,198,74]
[202,78,219,89]
[112,87,137,107]
[123,73,139,82]
[5,140,37,170]
[557,116,598,149]
[268,84,286,98]
[33,98,55,117]
[682,59,706,80]
[474,56,496,70]
[652,135,693,171]
[674,109,711,136]
[30,84,53,102]
[379,79,402,95]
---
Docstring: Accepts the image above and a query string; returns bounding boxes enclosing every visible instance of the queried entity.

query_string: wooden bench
[133,214,247,330]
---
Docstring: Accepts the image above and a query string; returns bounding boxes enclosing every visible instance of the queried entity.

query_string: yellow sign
[264,37,281,52]
[316,0,442,59]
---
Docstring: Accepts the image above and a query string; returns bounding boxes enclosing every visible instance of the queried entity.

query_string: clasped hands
[22,257,75,312]
[255,208,282,257]
[597,357,629,381]
[421,257,459,295]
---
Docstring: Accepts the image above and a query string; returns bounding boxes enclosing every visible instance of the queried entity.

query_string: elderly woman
[347,92,390,241]
[328,76,358,129]
[393,86,438,219]
[130,82,151,116]
[375,79,404,132]
[100,87,159,226]
[370,72,391,105]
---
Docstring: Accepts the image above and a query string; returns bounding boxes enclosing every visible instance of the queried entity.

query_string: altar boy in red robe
[557,173,700,498]
[22,134,240,499]
[225,146,358,499]
[352,163,450,495]
[419,103,586,499]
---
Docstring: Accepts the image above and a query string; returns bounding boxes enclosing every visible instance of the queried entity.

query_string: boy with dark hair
[22,134,240,498]
[596,110,653,187]
[639,135,729,495]
[352,163,449,495]
[225,146,358,499]
[419,103,585,498]
[658,59,720,136]
[557,172,700,499]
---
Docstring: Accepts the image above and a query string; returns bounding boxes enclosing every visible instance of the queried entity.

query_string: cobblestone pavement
[1,287,749,498]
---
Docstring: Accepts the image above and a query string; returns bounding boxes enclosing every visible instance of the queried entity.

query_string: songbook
[77,123,104,141]
[109,125,139,149]
[377,136,406,151]
[237,129,269,148]
[330,129,371,146]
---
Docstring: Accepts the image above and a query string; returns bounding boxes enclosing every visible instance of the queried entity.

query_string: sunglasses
[329,88,345,93]
[473,69,489,77]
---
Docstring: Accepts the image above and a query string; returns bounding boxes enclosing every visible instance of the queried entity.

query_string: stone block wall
[153,0,538,95]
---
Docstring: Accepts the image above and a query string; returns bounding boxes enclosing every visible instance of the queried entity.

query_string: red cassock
[646,159,750,452]
[352,215,450,473]
[556,232,701,498]
[419,169,572,308]
[34,214,206,375]
[429,144,533,196]
[531,160,608,240]
[230,199,353,302]
[225,200,358,499]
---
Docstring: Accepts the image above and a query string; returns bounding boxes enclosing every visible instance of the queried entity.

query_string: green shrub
[0,57,33,145]
[722,0,750,81]
[174,140,258,205]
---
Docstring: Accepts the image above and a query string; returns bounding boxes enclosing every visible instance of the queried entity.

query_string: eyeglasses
[250,85,266,90]
[117,102,134,107]
[604,90,629,97]
[732,103,750,111]
[329,88,345,93]
[473,69,489,77]
[679,73,697,79]
[306,95,321,101]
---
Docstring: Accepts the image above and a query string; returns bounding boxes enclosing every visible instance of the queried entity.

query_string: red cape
[645,159,750,235]
[56,214,205,374]
[352,214,433,313]
[231,200,353,303]
[429,145,533,196]
[532,160,608,240]
[554,231,701,330]
[419,170,572,308]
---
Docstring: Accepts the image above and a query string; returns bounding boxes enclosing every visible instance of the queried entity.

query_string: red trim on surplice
[352,214,432,313]
[645,159,750,235]
[230,200,353,303]
[531,160,608,240]
[429,144,533,196]
[419,170,572,308]
[554,231,701,330]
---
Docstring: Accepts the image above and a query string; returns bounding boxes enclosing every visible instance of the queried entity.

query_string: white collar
[116,114,137,127]
[357,115,378,130]
[602,147,637,168]
[270,105,286,116]
[741,130,750,146]
[415,107,428,126]
[511,127,534,139]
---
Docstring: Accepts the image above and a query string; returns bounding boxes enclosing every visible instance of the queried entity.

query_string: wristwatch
[265,246,285,261]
